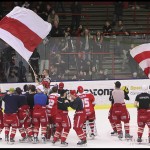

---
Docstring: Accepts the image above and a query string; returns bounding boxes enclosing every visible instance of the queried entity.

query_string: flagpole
[27,61,39,84]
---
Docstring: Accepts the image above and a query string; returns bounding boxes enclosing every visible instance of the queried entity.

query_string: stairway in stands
[57,2,149,33]
[55,2,149,79]
[2,2,149,80]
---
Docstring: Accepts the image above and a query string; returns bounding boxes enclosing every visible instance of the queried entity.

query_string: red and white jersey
[78,91,95,114]
[41,75,51,89]
[47,92,59,116]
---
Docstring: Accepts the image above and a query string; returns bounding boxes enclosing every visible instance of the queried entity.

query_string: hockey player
[41,69,51,94]
[134,85,150,143]
[109,85,130,136]
[16,87,33,143]
[26,85,37,131]
[26,85,37,142]
[32,85,48,144]
[77,86,96,139]
[35,69,51,95]
[58,82,64,94]
[111,81,132,140]
[3,88,20,144]
[46,85,59,141]
[108,90,117,135]
[58,82,68,95]
[69,90,87,146]
[0,88,4,140]
[52,90,71,146]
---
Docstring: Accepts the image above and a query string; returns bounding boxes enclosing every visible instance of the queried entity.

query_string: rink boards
[0,79,150,109]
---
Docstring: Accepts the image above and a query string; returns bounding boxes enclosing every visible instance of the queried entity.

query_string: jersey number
[48,99,55,108]
[83,98,90,108]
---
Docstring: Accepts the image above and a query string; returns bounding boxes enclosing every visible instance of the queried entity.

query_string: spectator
[0,58,7,83]
[74,25,84,52]
[114,20,129,36]
[114,20,129,56]
[103,20,113,36]
[42,3,53,21]
[112,1,124,26]
[48,9,59,24]
[97,69,105,80]
[91,66,99,80]
[80,28,94,61]
[78,70,86,81]
[93,30,103,52]
[75,24,84,37]
[126,44,138,77]
[51,66,58,82]
[76,52,87,72]
[29,48,40,82]
[18,61,27,82]
[1,44,16,80]
[7,66,18,83]
[63,70,70,81]
[50,20,64,37]
[70,2,82,31]
[121,49,128,70]
[60,27,72,55]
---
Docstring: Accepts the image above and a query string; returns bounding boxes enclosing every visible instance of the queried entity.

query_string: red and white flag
[0,6,52,62]
[130,43,150,77]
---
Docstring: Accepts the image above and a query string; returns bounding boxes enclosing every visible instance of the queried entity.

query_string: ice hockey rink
[0,107,150,148]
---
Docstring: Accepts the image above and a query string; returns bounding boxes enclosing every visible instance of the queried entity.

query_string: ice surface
[0,108,150,148]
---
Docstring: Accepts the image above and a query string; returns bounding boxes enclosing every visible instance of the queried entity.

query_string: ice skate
[28,136,34,142]
[19,136,29,143]
[149,136,150,143]
[118,132,123,140]
[41,136,46,144]
[61,141,68,147]
[125,133,133,140]
[77,140,87,146]
[137,137,142,143]
[7,138,15,145]
[32,136,38,144]
[52,140,56,145]
[89,133,95,140]
[111,130,117,136]
[5,134,9,142]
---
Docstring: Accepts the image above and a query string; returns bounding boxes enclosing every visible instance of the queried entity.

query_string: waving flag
[130,43,150,77]
[0,6,51,62]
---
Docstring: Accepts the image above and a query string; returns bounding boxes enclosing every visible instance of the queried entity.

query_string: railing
[0,34,150,83]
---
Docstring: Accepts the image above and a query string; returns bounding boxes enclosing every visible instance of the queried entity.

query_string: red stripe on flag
[144,67,150,77]
[134,51,150,63]
[0,16,42,52]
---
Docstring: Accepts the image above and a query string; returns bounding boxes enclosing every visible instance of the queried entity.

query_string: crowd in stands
[0,1,149,83]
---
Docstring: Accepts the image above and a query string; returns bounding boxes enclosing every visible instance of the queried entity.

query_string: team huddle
[0,70,97,146]
[0,69,150,146]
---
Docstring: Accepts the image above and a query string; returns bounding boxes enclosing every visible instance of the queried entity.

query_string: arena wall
[0,79,149,109]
